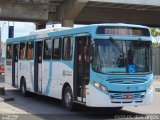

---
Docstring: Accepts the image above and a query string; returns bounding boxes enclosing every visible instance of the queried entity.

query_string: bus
[5,23,153,110]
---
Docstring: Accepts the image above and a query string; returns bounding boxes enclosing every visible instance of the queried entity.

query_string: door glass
[76,36,90,101]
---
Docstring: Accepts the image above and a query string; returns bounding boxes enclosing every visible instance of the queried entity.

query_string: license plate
[123,94,133,99]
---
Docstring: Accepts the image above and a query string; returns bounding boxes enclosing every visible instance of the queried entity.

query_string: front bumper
[86,85,153,107]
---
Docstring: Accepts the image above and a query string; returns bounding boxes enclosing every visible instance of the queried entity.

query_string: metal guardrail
[152,47,160,76]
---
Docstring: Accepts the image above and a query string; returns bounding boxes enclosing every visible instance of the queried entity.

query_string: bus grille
[107,78,147,84]
[109,92,146,100]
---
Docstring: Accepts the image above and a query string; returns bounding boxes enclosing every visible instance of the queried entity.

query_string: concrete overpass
[0,0,160,28]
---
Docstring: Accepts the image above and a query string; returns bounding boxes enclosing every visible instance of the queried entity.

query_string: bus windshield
[92,39,152,74]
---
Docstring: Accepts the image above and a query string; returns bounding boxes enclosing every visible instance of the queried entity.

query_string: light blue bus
[5,23,153,110]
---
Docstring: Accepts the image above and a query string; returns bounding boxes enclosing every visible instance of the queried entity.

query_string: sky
[0,21,36,42]
[0,21,86,42]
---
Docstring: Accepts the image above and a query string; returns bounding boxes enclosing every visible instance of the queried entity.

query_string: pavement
[153,76,160,82]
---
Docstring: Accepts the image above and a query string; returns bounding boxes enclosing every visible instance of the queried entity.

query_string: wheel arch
[20,76,26,87]
[62,82,72,100]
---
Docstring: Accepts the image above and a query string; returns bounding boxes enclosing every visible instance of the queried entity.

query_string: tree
[151,28,160,47]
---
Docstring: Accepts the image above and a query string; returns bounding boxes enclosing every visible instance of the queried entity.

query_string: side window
[62,37,73,60]
[43,39,52,60]
[6,44,12,59]
[19,42,26,60]
[53,38,61,60]
[26,41,34,60]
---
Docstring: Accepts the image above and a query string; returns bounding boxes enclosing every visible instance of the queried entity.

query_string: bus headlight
[93,81,108,93]
[100,85,108,93]
[147,82,153,91]
[94,81,100,88]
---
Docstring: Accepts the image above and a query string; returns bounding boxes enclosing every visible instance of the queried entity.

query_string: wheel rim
[65,91,71,107]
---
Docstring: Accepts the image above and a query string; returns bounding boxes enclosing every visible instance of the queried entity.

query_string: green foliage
[152,43,160,48]
[151,28,160,47]
[151,28,160,37]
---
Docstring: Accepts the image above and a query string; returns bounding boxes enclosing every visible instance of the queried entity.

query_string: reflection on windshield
[92,39,151,74]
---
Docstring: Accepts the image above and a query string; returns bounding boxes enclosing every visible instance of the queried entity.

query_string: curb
[0,87,15,102]
[153,79,160,82]
[0,95,15,102]
[0,87,5,95]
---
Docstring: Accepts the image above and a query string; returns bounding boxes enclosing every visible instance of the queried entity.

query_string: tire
[20,79,28,97]
[63,86,74,111]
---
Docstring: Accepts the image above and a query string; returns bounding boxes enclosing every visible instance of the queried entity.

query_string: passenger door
[34,41,43,93]
[12,44,19,87]
[74,35,90,103]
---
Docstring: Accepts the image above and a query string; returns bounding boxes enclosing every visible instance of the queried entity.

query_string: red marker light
[123,94,133,99]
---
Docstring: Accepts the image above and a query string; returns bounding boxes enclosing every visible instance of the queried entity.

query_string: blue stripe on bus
[62,62,73,69]
[45,60,53,95]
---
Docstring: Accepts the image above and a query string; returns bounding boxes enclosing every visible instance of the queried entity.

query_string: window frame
[19,42,26,60]
[62,36,73,61]
[43,38,53,60]
[52,37,62,60]
[6,44,12,59]
[14,43,20,62]
[26,41,34,60]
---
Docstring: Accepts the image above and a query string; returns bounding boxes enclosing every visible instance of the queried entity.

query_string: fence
[152,47,160,75]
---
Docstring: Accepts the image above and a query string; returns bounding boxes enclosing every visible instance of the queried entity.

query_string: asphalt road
[0,75,160,120]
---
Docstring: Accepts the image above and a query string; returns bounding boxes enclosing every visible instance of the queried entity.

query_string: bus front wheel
[63,86,74,111]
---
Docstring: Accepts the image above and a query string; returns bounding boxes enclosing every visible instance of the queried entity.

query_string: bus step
[34,92,42,95]
[77,97,86,102]
[74,101,86,105]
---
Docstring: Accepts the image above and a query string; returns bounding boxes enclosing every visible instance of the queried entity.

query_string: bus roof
[6,23,150,43]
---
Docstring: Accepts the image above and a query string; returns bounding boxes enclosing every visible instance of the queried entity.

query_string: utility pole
[8,22,14,38]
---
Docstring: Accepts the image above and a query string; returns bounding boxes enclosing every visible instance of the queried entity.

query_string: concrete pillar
[36,22,46,30]
[62,19,74,27]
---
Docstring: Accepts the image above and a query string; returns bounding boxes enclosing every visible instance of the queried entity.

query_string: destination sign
[96,26,150,36]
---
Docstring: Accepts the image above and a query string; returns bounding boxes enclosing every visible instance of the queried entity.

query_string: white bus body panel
[15,62,18,86]
[38,63,42,92]
[42,61,73,99]
[5,62,12,84]
[54,62,73,99]
[42,61,52,96]
[18,61,34,92]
